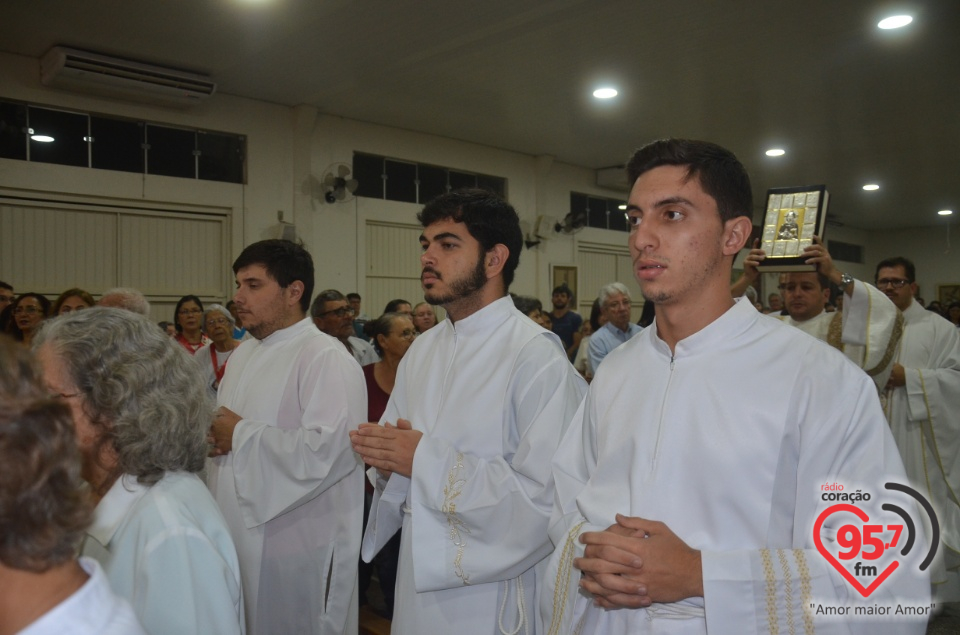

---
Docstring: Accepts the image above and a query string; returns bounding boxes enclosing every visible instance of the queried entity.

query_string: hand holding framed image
[757,185,830,272]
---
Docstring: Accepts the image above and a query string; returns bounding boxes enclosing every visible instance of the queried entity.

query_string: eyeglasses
[178,308,203,315]
[876,278,911,289]
[316,307,356,318]
[59,306,86,314]
[13,305,43,315]
[206,317,231,326]
[394,329,417,339]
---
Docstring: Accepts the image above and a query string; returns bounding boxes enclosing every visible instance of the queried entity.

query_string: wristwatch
[839,272,854,291]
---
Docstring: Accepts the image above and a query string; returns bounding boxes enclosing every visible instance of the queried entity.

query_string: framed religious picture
[551,264,578,300]
[756,185,830,272]
[938,284,960,306]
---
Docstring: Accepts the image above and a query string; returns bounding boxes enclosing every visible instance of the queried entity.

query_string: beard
[423,253,487,306]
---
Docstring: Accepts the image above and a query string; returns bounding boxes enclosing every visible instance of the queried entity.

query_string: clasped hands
[575,514,703,609]
[349,418,422,479]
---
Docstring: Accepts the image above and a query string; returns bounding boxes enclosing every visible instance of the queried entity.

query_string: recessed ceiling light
[862,184,880,191]
[939,210,954,216]
[878,15,913,29]
[765,148,785,157]
[618,204,627,210]
[30,135,54,143]
[593,87,618,99]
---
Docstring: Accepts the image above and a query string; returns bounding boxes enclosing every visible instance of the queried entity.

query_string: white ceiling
[1,0,957,229]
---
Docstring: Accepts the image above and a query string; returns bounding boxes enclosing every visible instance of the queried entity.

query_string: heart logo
[813,503,900,597]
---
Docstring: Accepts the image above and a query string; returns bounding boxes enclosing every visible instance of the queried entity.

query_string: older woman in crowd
[411,302,437,334]
[51,288,96,316]
[173,295,210,354]
[6,292,51,346]
[34,308,244,635]
[0,336,146,635]
[357,312,417,619]
[196,304,241,398]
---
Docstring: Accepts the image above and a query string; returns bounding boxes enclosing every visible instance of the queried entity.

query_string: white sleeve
[230,347,366,529]
[407,348,587,592]
[842,280,903,391]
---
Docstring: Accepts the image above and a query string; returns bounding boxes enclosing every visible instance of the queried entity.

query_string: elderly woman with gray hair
[196,303,241,398]
[34,308,245,635]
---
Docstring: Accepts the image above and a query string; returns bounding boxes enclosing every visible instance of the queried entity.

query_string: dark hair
[363,312,409,356]
[173,295,204,333]
[512,295,542,317]
[875,256,916,283]
[310,289,345,318]
[347,293,361,302]
[0,281,12,292]
[0,338,92,572]
[233,239,315,313]
[51,288,96,316]
[384,299,411,313]
[638,300,656,328]
[552,283,573,297]
[589,298,603,332]
[626,138,753,223]
[6,293,51,342]
[417,188,523,290]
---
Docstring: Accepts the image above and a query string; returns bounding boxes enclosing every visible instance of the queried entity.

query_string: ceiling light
[878,15,913,29]
[618,204,627,210]
[593,87,617,99]
[765,148,785,157]
[31,134,54,142]
[939,210,953,216]
[862,184,880,191]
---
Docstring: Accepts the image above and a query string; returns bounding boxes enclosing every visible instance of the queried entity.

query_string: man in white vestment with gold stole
[541,139,929,634]
[352,189,587,634]
[208,239,367,635]
[875,256,960,610]
[732,237,902,394]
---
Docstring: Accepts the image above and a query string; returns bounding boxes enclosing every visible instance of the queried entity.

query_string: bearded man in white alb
[208,239,366,635]
[351,189,586,635]
[875,256,960,607]
[541,138,928,634]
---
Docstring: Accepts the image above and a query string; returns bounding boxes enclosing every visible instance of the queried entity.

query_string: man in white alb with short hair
[351,189,586,635]
[540,139,928,634]
[207,239,366,635]
[732,239,901,393]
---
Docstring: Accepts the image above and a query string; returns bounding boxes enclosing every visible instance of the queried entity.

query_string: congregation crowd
[1,138,958,635]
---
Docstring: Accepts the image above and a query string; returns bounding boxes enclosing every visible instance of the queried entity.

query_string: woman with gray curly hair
[34,308,245,635]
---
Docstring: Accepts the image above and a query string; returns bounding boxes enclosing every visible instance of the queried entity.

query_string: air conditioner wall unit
[40,46,216,106]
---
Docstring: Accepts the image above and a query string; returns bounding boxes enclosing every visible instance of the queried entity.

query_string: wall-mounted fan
[322,164,359,203]
[555,209,588,234]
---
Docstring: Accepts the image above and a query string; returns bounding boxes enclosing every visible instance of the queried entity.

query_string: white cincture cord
[498,576,529,635]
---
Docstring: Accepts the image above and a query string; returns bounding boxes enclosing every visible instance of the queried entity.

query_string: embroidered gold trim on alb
[547,520,586,635]
[793,550,815,635]
[761,548,779,634]
[442,452,471,585]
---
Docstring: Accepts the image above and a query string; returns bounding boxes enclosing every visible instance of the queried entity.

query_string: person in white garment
[874,256,960,608]
[34,308,244,635]
[0,337,145,635]
[207,239,366,635]
[732,238,902,393]
[350,188,587,635]
[540,138,929,635]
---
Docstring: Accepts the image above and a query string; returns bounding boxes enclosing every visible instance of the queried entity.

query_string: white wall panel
[119,214,225,296]
[1,201,117,292]
[365,221,426,316]
[0,195,230,324]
